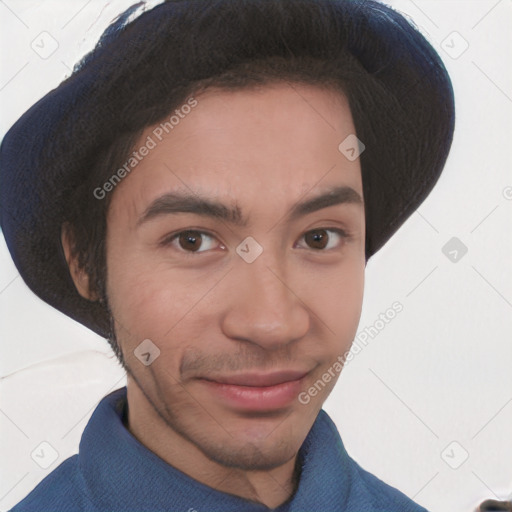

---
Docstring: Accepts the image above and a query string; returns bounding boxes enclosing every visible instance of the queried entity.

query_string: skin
[62,82,366,508]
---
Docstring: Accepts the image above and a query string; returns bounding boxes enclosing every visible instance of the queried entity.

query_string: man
[0,0,454,510]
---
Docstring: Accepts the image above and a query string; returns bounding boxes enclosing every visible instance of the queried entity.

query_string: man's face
[104,82,365,471]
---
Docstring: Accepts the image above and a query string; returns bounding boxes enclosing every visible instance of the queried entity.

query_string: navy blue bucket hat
[0,0,455,339]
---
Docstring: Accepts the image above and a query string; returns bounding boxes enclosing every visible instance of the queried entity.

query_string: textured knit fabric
[10,387,428,512]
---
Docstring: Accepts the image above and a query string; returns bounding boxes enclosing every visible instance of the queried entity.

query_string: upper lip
[202,370,309,387]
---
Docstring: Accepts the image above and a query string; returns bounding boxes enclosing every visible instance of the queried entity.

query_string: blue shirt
[10,387,428,511]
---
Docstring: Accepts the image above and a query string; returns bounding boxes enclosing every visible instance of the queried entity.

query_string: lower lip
[201,378,304,412]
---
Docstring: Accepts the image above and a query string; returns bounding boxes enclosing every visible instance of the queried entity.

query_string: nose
[220,256,310,351]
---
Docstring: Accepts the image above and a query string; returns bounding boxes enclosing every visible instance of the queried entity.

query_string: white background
[0,1,511,511]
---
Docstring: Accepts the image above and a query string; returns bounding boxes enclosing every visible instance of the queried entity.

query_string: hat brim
[0,0,455,339]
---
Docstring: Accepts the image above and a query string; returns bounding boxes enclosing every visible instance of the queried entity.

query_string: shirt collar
[78,386,352,511]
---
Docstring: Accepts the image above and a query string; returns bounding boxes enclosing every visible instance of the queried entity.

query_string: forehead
[107,82,363,226]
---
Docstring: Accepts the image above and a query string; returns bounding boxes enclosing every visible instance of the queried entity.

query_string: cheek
[105,247,221,344]
[301,259,364,347]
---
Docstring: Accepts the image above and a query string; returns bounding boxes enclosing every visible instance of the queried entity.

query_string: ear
[61,222,98,301]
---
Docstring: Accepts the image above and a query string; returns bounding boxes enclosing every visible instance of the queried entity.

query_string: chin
[200,434,299,471]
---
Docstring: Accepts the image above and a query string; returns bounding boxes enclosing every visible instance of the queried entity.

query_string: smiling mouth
[198,370,310,412]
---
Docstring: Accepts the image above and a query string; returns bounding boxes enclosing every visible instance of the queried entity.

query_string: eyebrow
[137,185,363,228]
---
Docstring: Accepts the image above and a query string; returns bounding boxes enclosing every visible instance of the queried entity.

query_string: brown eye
[162,230,220,254]
[299,228,347,251]
[178,230,203,252]
[304,229,329,249]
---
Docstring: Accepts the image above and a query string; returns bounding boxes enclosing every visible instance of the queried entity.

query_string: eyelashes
[296,227,349,251]
[159,227,351,256]
[161,230,221,254]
